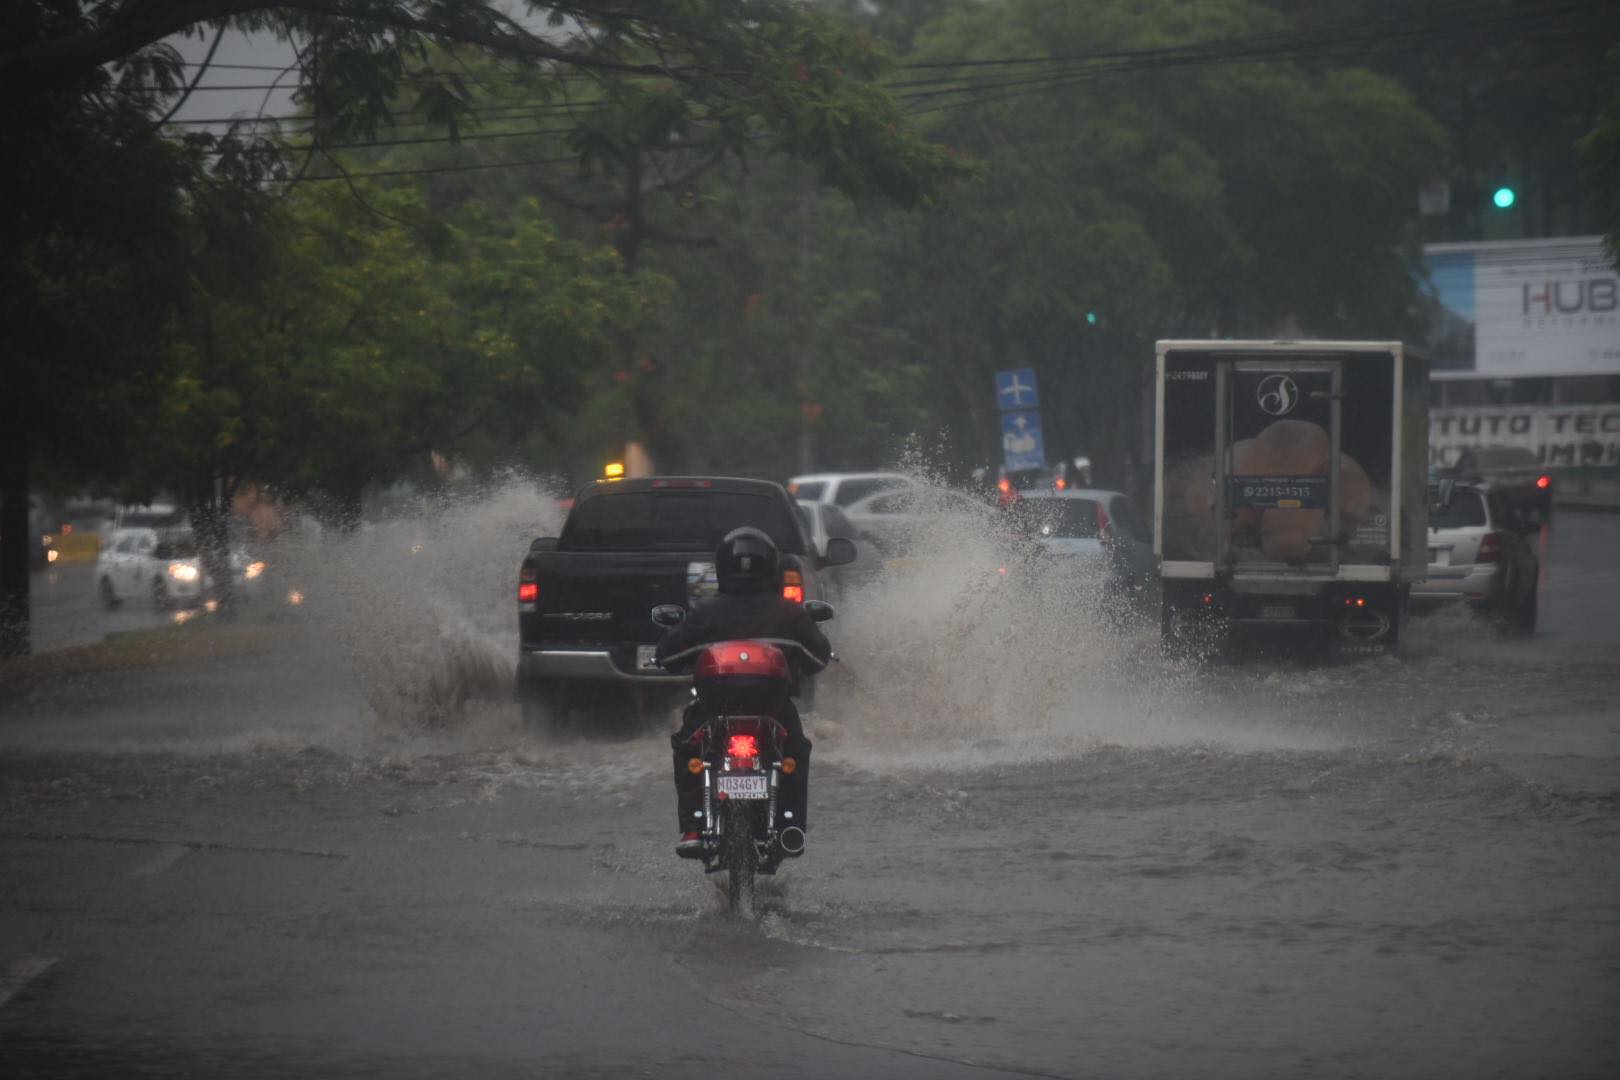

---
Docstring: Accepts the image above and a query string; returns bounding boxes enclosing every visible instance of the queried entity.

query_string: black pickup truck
[516,476,856,730]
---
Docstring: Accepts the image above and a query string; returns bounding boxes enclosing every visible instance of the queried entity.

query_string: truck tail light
[781,568,804,604]
[1476,532,1502,563]
[518,582,538,603]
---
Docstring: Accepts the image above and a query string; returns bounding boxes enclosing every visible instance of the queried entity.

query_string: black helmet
[715,527,780,594]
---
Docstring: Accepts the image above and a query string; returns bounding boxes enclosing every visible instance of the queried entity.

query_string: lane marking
[0,957,58,1008]
[128,843,191,879]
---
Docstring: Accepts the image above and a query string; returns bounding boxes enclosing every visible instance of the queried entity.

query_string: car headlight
[168,562,200,582]
[243,561,266,580]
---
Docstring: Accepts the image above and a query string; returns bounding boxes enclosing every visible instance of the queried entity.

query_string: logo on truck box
[1256,374,1299,416]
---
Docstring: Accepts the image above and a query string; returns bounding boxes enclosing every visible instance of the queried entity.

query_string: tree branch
[152,21,226,128]
[1,0,687,97]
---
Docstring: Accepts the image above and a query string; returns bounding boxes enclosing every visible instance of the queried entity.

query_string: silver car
[1411,481,1539,632]
[841,485,994,559]
[794,500,870,595]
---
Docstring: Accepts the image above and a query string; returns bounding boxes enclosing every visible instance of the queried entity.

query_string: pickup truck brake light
[781,568,804,604]
[518,565,539,604]
[650,479,713,489]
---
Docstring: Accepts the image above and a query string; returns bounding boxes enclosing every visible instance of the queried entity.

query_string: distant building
[1421,236,1620,471]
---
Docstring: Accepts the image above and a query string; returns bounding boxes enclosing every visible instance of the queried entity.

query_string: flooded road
[3,502,1617,1078]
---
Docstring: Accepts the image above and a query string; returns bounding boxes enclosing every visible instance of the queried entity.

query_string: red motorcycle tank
[693,641,790,713]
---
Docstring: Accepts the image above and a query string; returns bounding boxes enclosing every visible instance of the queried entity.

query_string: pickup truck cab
[516,476,855,730]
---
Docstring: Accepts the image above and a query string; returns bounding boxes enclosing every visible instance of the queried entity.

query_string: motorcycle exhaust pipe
[778,826,805,855]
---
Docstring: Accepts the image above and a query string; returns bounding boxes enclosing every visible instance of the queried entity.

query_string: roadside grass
[0,619,278,687]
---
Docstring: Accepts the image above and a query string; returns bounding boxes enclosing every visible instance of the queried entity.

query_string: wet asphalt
[2,511,1618,1078]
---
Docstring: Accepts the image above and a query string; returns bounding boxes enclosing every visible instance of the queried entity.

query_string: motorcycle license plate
[717,774,769,800]
[636,645,659,671]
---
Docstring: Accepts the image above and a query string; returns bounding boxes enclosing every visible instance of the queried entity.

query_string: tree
[793,0,1445,483]
[1,0,970,654]
[1578,48,1620,265]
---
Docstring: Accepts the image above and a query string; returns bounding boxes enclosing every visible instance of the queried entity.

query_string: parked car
[786,471,914,507]
[1011,489,1157,606]
[1411,480,1539,632]
[1443,446,1552,520]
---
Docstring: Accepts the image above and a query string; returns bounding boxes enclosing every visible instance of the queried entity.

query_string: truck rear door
[1215,359,1342,574]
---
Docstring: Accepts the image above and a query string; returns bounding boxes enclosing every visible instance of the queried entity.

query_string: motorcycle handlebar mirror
[650,603,686,628]
[803,600,836,623]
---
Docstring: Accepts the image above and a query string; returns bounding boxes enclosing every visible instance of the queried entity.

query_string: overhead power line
[161,0,1620,183]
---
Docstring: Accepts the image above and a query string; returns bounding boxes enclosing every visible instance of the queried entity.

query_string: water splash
[274,472,565,729]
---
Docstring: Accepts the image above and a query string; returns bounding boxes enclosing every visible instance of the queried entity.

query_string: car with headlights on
[1411,480,1539,632]
[1009,488,1157,607]
[98,527,266,610]
[98,528,207,609]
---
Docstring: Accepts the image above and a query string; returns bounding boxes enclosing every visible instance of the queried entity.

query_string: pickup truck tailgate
[525,552,700,649]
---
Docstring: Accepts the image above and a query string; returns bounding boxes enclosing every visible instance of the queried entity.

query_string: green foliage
[1578,49,1620,266]
[149,186,649,506]
[776,0,1446,480]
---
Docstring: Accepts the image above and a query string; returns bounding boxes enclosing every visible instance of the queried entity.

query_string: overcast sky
[165,28,300,129]
[163,3,548,130]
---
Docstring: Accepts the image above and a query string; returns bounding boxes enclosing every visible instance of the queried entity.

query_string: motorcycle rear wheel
[722,804,757,917]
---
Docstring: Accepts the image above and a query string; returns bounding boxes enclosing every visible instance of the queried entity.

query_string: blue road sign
[1001,410,1045,472]
[994,368,1039,410]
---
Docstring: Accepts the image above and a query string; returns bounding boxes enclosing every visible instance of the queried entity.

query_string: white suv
[786,471,914,508]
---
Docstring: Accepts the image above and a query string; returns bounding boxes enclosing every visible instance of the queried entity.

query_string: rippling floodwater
[2,481,1616,1078]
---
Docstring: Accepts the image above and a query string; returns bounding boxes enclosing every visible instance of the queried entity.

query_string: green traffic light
[1492,186,1516,209]
[1085,311,1098,325]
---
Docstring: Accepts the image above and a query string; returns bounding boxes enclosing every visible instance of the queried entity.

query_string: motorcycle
[650,600,835,915]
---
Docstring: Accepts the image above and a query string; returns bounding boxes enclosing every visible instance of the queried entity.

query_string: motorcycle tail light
[727,734,759,760]
[781,568,804,604]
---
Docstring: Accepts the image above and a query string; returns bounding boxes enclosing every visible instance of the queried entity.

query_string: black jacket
[656,590,832,687]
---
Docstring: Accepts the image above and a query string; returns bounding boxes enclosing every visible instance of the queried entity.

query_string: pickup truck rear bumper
[519,647,690,685]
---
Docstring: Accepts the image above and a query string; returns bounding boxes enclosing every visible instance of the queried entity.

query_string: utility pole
[796,170,817,474]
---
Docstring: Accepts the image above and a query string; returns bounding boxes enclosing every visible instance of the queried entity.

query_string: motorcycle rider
[656,526,831,855]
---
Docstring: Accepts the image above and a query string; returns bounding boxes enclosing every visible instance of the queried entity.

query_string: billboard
[1422,236,1620,379]
[1430,404,1620,469]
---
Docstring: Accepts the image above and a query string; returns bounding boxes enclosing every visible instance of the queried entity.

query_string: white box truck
[1154,340,1429,656]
